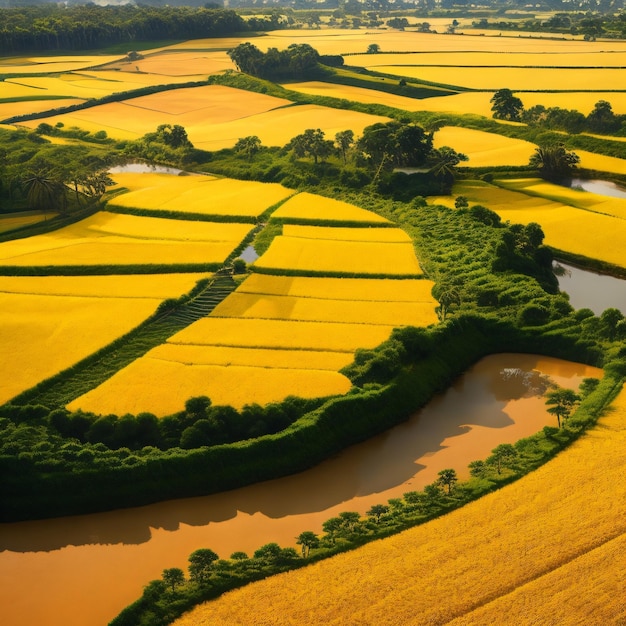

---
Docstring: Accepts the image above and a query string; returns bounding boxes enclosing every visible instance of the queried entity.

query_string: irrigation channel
[0,354,602,626]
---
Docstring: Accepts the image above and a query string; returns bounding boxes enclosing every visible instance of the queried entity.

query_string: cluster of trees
[227,42,337,80]
[491,90,625,137]
[229,120,466,195]
[0,6,283,53]
[472,10,626,40]
[0,127,114,216]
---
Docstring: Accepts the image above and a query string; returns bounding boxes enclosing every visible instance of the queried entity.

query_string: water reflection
[108,162,184,175]
[0,354,602,626]
[556,261,626,315]
[567,178,626,199]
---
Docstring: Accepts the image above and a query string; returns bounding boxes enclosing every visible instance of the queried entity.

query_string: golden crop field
[433,126,537,167]
[211,292,437,326]
[0,272,208,298]
[282,224,410,242]
[169,317,397,352]
[0,99,84,122]
[253,29,626,55]
[347,50,626,68]
[0,273,203,405]
[66,356,353,415]
[364,66,626,91]
[191,104,390,151]
[113,51,233,76]
[0,212,58,234]
[272,192,390,224]
[19,85,294,142]
[285,81,431,112]
[147,343,354,371]
[443,179,626,269]
[236,274,436,302]
[0,55,123,74]
[171,385,626,626]
[576,150,626,175]
[254,236,423,276]
[495,178,626,218]
[109,173,293,218]
[0,211,253,267]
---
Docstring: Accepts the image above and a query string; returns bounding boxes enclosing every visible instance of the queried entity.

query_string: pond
[108,162,184,175]
[556,261,626,315]
[0,354,602,626]
[566,178,626,199]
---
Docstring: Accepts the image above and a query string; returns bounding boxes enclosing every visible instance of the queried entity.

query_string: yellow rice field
[368,66,626,91]
[576,150,626,175]
[272,193,390,224]
[495,178,626,218]
[67,358,353,415]
[441,179,626,269]
[0,55,123,74]
[0,273,204,405]
[147,343,353,371]
[0,211,252,267]
[0,99,84,121]
[191,104,390,152]
[254,236,422,276]
[348,50,626,68]
[433,126,537,167]
[0,212,58,233]
[169,317,396,352]
[172,384,626,626]
[112,51,234,76]
[254,29,626,55]
[211,292,437,326]
[236,274,436,302]
[108,173,293,218]
[19,85,293,142]
[282,224,410,242]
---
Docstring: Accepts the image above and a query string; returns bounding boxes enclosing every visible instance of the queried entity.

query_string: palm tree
[23,168,66,216]
[428,146,468,193]
[529,143,580,181]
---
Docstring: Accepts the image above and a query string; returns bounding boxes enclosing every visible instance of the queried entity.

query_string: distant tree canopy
[228,42,324,80]
[490,88,524,122]
[0,6,282,53]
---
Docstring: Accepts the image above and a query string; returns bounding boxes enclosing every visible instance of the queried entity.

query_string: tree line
[0,6,282,53]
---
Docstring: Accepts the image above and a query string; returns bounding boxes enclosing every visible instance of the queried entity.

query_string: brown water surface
[0,354,602,626]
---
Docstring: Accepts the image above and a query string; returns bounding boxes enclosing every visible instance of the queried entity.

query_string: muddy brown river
[0,354,602,626]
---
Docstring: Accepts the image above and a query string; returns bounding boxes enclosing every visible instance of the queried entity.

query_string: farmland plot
[109,173,293,218]
[0,211,253,268]
[272,193,390,224]
[0,273,206,404]
[433,126,537,167]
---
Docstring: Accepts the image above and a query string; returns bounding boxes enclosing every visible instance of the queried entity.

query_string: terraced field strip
[108,172,294,219]
[0,211,253,271]
[171,383,626,626]
[12,273,238,409]
[433,126,537,167]
[0,273,208,406]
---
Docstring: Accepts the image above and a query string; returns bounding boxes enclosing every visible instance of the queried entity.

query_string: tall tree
[188,548,219,585]
[490,88,524,121]
[234,135,262,161]
[296,531,319,557]
[162,568,185,592]
[334,130,354,164]
[436,468,458,494]
[545,388,580,428]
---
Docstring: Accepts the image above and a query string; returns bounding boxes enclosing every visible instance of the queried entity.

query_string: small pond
[108,162,184,175]
[566,178,626,199]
